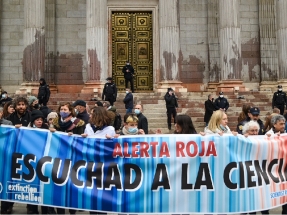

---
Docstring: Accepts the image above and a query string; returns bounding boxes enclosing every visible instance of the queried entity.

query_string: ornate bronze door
[112,12,153,91]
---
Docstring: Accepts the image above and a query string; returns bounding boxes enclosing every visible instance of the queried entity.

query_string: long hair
[89,106,114,127]
[237,104,251,123]
[207,110,226,132]
[174,115,197,134]
[3,101,13,119]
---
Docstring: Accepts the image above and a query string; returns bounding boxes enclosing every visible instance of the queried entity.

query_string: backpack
[113,113,122,130]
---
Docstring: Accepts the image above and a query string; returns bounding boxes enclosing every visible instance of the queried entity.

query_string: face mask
[134,109,141,115]
[60,111,70,119]
[128,127,138,134]
[33,124,36,128]
[75,109,79,115]
[33,104,39,109]
[279,88,283,91]
[126,63,130,65]
[219,95,224,98]
[126,91,129,94]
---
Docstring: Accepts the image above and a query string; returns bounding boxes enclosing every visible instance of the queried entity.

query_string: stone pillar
[259,0,278,91]
[19,0,45,95]
[157,0,186,92]
[276,0,287,89]
[82,0,108,94]
[218,0,244,92]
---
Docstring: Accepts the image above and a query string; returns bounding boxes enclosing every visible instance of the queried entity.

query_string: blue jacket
[123,92,133,109]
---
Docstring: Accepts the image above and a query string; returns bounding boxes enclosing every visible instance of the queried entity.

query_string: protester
[37,78,50,106]
[7,97,31,127]
[242,121,260,136]
[120,113,145,135]
[2,101,14,119]
[102,77,117,106]
[27,95,39,112]
[237,104,251,123]
[164,88,178,130]
[72,99,90,124]
[204,94,216,126]
[46,111,58,128]
[214,91,229,111]
[82,106,116,138]
[0,107,12,126]
[122,60,135,93]
[204,110,236,135]
[264,111,279,132]
[272,85,287,115]
[95,101,103,107]
[0,91,12,107]
[265,114,286,135]
[134,104,148,134]
[237,107,265,135]
[123,88,133,114]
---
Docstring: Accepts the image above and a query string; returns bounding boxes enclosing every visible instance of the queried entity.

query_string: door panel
[112,12,153,91]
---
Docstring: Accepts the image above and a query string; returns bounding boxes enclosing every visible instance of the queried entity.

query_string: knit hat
[31,110,44,123]
[28,96,38,105]
[47,112,58,120]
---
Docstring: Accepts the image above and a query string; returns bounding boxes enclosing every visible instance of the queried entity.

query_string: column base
[259,81,278,92]
[156,80,187,93]
[217,80,246,93]
[207,82,220,92]
[16,82,39,96]
[81,81,105,98]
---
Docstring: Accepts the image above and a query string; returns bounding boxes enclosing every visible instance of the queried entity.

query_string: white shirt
[84,123,115,138]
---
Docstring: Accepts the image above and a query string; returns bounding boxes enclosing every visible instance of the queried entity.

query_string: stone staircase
[46,90,274,134]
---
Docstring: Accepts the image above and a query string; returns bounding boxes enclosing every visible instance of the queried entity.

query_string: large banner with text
[0,125,287,213]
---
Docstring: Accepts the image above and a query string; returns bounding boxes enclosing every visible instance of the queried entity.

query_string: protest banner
[0,125,286,213]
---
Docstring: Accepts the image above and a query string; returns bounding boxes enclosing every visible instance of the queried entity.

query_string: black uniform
[164,91,178,130]
[237,117,265,135]
[204,99,216,125]
[137,113,148,134]
[37,78,50,106]
[214,96,229,110]
[122,64,135,92]
[272,90,287,115]
[102,82,117,106]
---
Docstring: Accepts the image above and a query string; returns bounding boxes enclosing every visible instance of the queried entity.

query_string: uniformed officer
[272,85,287,115]
[237,107,265,135]
[214,92,229,111]
[102,77,117,106]
[122,60,135,93]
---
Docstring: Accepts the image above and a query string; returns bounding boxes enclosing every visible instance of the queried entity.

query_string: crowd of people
[0,79,287,214]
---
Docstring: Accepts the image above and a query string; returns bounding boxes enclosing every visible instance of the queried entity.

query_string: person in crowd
[242,121,260,136]
[50,102,85,135]
[7,97,31,127]
[123,88,133,114]
[204,94,216,126]
[37,78,50,106]
[40,104,52,123]
[237,104,251,123]
[164,88,178,130]
[265,114,286,135]
[120,113,145,135]
[27,95,39,112]
[102,77,117,106]
[204,110,237,135]
[27,110,49,129]
[214,91,229,111]
[0,91,12,107]
[122,60,135,93]
[0,107,12,126]
[237,107,265,135]
[82,106,116,138]
[264,108,280,132]
[103,101,122,133]
[95,101,103,107]
[272,85,287,115]
[134,104,148,134]
[46,111,58,128]
[2,101,14,119]
[72,99,90,124]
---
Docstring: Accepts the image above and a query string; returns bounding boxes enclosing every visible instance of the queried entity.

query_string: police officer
[214,92,229,111]
[122,60,135,93]
[272,85,287,115]
[237,107,265,135]
[37,78,50,106]
[102,77,117,106]
[164,88,178,130]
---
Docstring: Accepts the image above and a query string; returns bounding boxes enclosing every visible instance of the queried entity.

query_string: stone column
[218,0,244,92]
[82,0,108,94]
[157,0,186,92]
[276,0,287,88]
[19,0,45,95]
[259,0,278,91]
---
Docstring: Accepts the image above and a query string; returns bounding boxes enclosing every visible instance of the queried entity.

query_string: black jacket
[272,90,287,107]
[204,99,216,123]
[164,93,178,109]
[123,93,133,109]
[214,97,229,110]
[237,117,265,135]
[137,113,148,134]
[77,110,90,124]
[7,111,31,126]
[102,82,117,100]
[0,97,12,107]
[38,78,50,102]
[122,65,135,80]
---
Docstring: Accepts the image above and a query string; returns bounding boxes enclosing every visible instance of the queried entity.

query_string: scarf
[58,116,79,132]
[122,126,138,135]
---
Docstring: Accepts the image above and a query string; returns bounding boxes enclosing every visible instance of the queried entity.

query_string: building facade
[0,0,285,94]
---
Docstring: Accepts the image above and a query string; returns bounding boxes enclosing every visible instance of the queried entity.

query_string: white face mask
[126,63,130,65]
[279,88,283,91]
[220,95,224,98]
[126,91,129,94]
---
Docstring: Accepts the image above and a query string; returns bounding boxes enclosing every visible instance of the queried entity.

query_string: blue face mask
[134,109,141,115]
[128,127,138,134]
[60,111,70,119]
